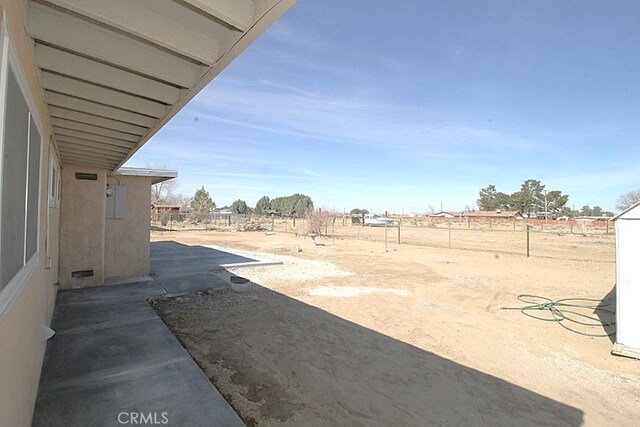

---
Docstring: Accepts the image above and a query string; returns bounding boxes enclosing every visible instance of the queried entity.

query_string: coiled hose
[502,294,615,337]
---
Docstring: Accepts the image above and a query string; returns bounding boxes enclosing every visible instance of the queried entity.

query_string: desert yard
[150,228,638,426]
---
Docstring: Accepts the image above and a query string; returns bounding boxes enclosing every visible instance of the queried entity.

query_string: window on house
[0,59,42,292]
[26,114,41,261]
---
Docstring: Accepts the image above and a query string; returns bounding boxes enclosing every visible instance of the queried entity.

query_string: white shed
[612,201,640,359]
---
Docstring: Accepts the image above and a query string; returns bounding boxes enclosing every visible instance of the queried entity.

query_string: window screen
[26,114,41,260]
[0,66,29,290]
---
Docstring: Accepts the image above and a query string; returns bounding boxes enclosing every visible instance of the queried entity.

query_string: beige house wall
[104,175,152,282]
[0,1,59,426]
[58,166,107,289]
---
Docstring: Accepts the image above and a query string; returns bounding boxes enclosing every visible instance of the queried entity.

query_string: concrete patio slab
[150,242,280,276]
[150,242,256,264]
[34,242,283,426]
[155,272,230,295]
[150,241,280,294]
[35,355,242,427]
[50,297,156,334]
[38,317,189,390]
[150,259,239,277]
[33,279,243,427]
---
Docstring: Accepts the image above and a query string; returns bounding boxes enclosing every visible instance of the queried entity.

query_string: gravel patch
[224,252,351,286]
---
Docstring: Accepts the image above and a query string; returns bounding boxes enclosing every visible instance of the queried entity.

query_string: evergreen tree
[511,179,545,217]
[350,208,370,215]
[270,194,314,217]
[477,185,511,210]
[254,196,271,215]
[189,187,215,222]
[230,199,248,214]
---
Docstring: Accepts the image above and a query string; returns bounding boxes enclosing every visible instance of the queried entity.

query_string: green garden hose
[502,294,615,337]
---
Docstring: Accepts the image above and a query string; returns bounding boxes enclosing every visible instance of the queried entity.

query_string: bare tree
[304,208,333,236]
[146,164,179,205]
[151,179,177,204]
[616,189,640,211]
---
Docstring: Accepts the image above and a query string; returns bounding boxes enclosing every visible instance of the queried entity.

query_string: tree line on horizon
[476,179,618,218]
[177,187,315,221]
[254,194,314,217]
[153,180,640,221]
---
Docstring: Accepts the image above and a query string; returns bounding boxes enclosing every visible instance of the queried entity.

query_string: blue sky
[126,0,640,213]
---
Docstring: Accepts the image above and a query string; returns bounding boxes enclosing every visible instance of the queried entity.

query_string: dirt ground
[150,229,638,426]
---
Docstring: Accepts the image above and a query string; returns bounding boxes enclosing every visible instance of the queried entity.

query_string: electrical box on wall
[105,184,126,219]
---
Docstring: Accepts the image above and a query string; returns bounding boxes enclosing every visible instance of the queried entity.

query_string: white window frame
[0,13,45,322]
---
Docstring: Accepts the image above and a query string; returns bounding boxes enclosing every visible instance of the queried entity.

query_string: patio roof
[27,0,296,170]
[112,167,177,184]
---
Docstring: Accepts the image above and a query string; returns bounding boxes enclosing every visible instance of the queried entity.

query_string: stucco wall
[58,165,107,289]
[104,175,152,282]
[0,1,59,426]
[0,264,56,427]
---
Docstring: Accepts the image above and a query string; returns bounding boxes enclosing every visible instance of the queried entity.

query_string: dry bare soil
[150,229,638,426]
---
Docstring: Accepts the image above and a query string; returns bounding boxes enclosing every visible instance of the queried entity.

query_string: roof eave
[114,0,298,170]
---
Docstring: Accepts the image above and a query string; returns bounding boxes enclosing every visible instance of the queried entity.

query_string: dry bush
[304,208,333,236]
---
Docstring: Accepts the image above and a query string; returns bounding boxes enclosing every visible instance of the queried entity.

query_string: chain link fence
[151,213,615,263]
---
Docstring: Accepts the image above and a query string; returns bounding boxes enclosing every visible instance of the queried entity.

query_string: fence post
[332,217,336,245]
[384,221,388,252]
[526,225,531,257]
[397,223,401,244]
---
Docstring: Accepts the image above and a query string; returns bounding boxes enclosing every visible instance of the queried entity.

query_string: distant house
[150,204,181,221]
[430,211,462,218]
[462,210,523,219]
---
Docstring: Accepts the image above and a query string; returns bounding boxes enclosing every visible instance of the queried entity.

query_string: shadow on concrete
[151,240,258,271]
[150,245,585,426]
[150,241,259,294]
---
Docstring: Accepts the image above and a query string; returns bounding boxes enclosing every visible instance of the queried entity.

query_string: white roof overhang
[111,167,177,185]
[27,0,296,170]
